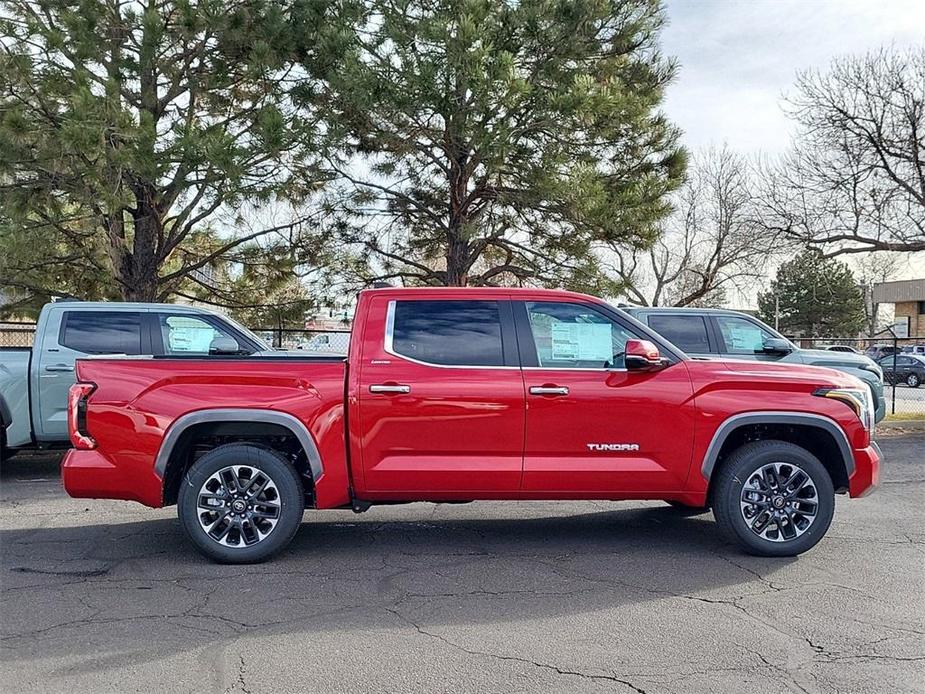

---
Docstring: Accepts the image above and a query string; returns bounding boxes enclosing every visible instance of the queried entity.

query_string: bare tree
[608,146,772,307]
[757,47,925,255]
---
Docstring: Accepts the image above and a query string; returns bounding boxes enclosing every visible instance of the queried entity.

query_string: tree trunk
[445,232,469,286]
[122,198,162,302]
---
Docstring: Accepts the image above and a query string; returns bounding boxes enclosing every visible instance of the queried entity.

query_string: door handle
[369,384,411,394]
[529,385,569,396]
[45,364,75,372]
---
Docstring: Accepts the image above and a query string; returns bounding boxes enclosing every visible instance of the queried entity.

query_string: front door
[356,297,525,496]
[518,300,696,494]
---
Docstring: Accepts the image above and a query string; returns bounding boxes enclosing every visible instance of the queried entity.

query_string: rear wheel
[712,440,834,557]
[907,373,920,388]
[178,443,304,563]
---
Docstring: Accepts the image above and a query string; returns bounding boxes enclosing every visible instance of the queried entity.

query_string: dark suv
[624,307,886,422]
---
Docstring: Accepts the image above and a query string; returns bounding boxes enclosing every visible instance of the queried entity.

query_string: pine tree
[757,250,866,337]
[0,0,339,304]
[301,0,685,288]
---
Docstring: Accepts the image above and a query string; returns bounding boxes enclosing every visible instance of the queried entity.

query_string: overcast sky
[660,0,925,155]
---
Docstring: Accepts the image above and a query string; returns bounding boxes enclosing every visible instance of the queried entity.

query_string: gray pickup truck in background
[1,301,270,455]
[624,306,886,423]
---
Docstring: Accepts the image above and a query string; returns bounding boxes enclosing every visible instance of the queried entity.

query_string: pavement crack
[10,565,111,578]
[384,606,649,692]
[224,654,252,694]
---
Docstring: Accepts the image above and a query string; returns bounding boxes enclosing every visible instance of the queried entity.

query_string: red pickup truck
[62,287,881,563]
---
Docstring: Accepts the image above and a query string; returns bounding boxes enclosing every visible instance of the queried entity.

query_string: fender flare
[153,409,324,482]
[700,411,855,480]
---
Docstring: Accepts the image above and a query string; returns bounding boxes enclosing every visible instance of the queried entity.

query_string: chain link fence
[252,328,351,353]
[799,335,925,417]
[0,322,36,348]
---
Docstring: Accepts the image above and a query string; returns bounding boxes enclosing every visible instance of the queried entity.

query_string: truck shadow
[1,503,794,675]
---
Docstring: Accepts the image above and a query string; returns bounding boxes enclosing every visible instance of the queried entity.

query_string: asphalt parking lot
[1,435,923,694]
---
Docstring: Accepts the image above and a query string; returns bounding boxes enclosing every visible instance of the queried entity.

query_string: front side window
[526,302,637,369]
[648,314,711,353]
[390,300,504,366]
[715,315,775,355]
[60,312,143,355]
[158,314,239,355]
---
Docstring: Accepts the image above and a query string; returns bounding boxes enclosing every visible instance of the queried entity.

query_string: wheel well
[160,422,315,506]
[708,423,850,499]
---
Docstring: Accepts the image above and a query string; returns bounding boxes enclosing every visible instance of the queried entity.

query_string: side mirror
[761,337,792,355]
[209,336,241,355]
[625,339,666,371]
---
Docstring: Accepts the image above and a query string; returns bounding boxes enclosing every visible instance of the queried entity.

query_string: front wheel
[178,443,304,563]
[712,440,835,557]
[907,373,920,388]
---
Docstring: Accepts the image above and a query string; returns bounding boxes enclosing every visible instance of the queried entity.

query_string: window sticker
[165,317,217,353]
[550,323,612,361]
[721,321,764,352]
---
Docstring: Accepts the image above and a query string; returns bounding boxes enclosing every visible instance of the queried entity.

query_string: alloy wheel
[739,462,819,542]
[196,465,281,547]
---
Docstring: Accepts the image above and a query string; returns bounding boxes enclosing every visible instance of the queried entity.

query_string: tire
[178,443,304,563]
[665,500,710,516]
[907,373,920,388]
[712,440,835,557]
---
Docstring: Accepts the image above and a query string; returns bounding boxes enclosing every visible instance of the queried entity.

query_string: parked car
[866,345,902,361]
[901,345,925,356]
[622,307,885,423]
[822,345,861,354]
[62,287,880,563]
[0,301,270,456]
[878,354,925,388]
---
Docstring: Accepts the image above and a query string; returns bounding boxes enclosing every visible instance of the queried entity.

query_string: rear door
[517,300,696,493]
[34,309,148,439]
[355,296,525,495]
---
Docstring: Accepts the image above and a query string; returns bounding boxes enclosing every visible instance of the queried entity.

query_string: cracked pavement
[1,434,923,694]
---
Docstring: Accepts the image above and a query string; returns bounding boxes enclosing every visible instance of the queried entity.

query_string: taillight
[68,382,97,449]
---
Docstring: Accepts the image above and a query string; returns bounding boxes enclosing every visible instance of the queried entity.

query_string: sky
[659,0,925,303]
[660,0,925,155]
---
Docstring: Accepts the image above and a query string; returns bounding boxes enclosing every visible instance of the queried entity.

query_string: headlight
[814,387,874,430]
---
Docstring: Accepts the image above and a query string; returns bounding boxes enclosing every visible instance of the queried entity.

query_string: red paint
[62,287,881,513]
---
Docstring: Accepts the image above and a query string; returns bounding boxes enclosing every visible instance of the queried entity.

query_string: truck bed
[66,356,351,508]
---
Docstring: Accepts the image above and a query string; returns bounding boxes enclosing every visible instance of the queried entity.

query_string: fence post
[891,333,897,415]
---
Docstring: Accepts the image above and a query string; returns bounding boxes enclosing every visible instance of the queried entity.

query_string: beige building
[873,279,925,337]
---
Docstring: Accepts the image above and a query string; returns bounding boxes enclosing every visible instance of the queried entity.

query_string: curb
[877,419,925,431]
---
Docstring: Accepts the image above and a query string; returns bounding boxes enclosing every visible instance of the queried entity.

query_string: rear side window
[647,315,711,353]
[389,300,504,366]
[60,312,143,355]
